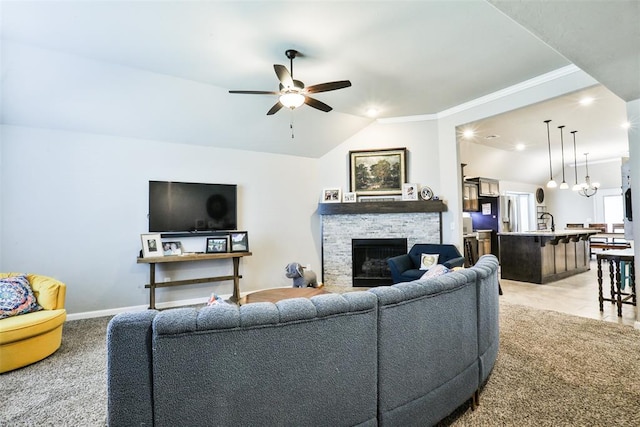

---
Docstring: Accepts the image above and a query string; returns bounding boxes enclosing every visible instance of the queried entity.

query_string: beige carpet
[1,302,639,426]
[443,303,640,426]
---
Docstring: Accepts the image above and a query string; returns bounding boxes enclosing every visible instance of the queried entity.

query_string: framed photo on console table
[206,236,228,253]
[349,148,407,196]
[141,233,163,258]
[230,231,249,252]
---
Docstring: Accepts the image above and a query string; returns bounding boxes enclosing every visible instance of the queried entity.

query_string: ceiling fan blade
[229,90,279,95]
[266,101,284,115]
[305,96,332,113]
[274,64,294,88]
[305,80,352,94]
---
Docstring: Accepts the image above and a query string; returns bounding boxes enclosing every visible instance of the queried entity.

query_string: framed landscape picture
[349,148,407,195]
[230,231,249,252]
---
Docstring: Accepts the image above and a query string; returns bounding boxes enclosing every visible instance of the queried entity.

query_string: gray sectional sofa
[107,254,500,427]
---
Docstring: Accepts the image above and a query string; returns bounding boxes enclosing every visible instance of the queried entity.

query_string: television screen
[149,181,237,233]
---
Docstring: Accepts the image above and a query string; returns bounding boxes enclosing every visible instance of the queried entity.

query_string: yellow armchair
[0,273,67,373]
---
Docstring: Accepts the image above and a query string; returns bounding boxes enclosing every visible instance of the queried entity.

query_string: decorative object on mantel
[402,183,419,200]
[349,148,407,196]
[420,186,434,201]
[322,188,341,203]
[544,120,557,189]
[342,192,356,203]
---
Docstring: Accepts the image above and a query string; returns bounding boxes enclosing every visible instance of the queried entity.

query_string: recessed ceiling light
[365,107,379,117]
[621,121,631,129]
[579,96,594,106]
[463,129,474,138]
[515,143,525,151]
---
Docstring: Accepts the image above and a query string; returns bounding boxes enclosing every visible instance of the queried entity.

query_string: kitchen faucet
[539,212,555,232]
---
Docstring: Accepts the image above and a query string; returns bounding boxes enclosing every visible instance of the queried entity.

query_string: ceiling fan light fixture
[279,92,305,109]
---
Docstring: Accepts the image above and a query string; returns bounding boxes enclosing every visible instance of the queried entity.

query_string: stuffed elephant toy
[285,262,318,288]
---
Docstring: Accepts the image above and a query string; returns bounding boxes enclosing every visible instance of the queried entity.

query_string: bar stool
[596,250,637,317]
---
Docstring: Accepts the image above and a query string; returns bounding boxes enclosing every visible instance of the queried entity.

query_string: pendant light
[544,120,557,188]
[579,152,600,197]
[571,131,582,191]
[558,125,569,189]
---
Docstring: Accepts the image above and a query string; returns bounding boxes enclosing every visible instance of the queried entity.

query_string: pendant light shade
[544,120,557,188]
[558,125,569,189]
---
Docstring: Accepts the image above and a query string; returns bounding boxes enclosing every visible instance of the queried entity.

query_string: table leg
[608,260,616,306]
[229,257,241,304]
[631,261,637,306]
[149,263,156,310]
[597,258,604,312]
[615,259,623,317]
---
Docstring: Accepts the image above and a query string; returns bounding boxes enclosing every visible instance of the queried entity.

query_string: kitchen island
[498,229,598,284]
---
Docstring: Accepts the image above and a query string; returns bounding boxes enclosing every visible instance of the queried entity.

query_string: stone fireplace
[319,201,446,287]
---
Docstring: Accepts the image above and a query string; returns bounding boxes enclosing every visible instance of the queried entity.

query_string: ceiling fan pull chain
[290,110,295,139]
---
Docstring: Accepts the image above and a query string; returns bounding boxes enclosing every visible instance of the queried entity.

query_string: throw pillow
[420,264,451,279]
[419,253,439,270]
[0,275,42,319]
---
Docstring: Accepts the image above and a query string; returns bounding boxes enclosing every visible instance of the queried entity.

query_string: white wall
[0,125,321,314]
[318,120,442,200]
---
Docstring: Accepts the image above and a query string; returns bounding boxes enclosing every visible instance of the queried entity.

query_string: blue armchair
[387,244,465,284]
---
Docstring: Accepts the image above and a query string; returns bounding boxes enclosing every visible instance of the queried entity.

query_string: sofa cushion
[0,275,42,319]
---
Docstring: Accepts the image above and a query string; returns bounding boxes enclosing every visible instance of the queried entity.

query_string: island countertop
[498,230,596,284]
[498,229,599,237]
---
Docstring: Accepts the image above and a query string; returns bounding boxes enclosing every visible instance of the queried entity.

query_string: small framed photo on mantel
[342,192,357,203]
[141,233,163,258]
[402,183,419,201]
[322,188,342,203]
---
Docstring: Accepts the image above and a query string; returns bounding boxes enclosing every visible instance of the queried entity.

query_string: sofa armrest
[387,254,414,282]
[107,310,158,427]
[443,256,466,269]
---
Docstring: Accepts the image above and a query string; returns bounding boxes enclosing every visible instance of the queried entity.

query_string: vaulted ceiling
[1,1,638,166]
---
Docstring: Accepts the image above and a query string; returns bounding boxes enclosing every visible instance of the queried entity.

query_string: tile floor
[500,259,638,327]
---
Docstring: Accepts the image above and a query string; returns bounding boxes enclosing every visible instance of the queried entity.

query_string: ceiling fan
[229,49,352,115]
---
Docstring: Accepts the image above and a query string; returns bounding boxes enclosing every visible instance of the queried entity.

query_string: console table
[137,252,252,309]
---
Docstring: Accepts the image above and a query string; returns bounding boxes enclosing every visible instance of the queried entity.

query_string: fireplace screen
[352,238,407,287]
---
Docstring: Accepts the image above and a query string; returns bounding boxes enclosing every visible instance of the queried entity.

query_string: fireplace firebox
[352,238,407,287]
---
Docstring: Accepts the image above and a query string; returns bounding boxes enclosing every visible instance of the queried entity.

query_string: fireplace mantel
[318,200,447,215]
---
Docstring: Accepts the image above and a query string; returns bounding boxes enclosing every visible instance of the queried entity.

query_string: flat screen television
[149,181,237,233]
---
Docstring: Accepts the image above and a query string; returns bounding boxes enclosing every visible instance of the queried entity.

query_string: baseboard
[635,320,640,331]
[65,294,231,321]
